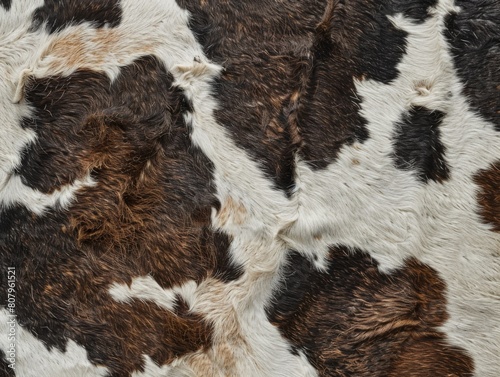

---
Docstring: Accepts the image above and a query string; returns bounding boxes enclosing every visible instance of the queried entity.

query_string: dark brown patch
[392,106,450,183]
[178,0,324,192]
[31,0,122,34]
[294,0,416,169]
[474,162,500,232]
[294,0,369,169]
[268,247,474,376]
[0,201,214,376]
[18,70,112,193]
[12,229,212,375]
[387,339,474,377]
[445,0,500,131]
[2,56,242,375]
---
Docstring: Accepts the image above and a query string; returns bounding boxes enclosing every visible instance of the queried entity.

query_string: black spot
[392,106,450,183]
[31,0,122,34]
[180,93,194,113]
[444,1,500,131]
[0,0,12,11]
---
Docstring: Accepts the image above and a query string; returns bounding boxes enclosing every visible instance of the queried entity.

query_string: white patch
[0,173,96,214]
[131,355,172,377]
[284,0,500,375]
[0,309,109,377]
[0,0,97,215]
[109,276,190,312]
[112,274,318,377]
[0,0,44,211]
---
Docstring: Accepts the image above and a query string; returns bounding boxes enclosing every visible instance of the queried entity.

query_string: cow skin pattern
[0,0,499,376]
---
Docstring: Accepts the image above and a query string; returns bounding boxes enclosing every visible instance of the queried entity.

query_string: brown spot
[352,158,360,165]
[474,161,500,232]
[290,90,300,103]
[43,285,53,294]
[269,248,474,376]
[387,339,474,377]
[355,73,368,81]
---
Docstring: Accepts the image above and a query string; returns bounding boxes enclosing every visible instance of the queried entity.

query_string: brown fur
[6,55,240,375]
[474,161,500,232]
[269,247,474,377]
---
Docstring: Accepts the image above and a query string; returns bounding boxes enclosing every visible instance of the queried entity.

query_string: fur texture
[0,0,499,376]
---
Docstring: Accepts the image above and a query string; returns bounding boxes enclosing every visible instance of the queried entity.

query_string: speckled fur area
[0,0,499,376]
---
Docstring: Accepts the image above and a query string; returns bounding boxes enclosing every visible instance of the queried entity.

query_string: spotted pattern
[1,0,499,376]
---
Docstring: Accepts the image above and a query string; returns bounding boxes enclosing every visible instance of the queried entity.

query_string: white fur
[109,276,189,312]
[0,309,109,377]
[0,0,43,210]
[2,0,498,375]
[0,173,96,214]
[131,356,172,377]
[285,1,500,375]
[0,0,97,215]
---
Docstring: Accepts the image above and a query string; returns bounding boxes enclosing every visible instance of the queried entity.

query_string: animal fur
[0,0,499,376]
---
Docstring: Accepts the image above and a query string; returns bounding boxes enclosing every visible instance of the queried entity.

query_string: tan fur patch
[217,196,247,227]
[41,27,155,76]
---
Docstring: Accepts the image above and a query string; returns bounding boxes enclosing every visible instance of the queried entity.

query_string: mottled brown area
[177,0,323,191]
[268,247,473,376]
[474,161,500,232]
[1,213,212,375]
[4,55,241,375]
[387,340,474,377]
[178,0,410,180]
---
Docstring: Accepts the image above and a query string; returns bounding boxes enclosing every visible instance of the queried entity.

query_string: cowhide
[1,0,499,376]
